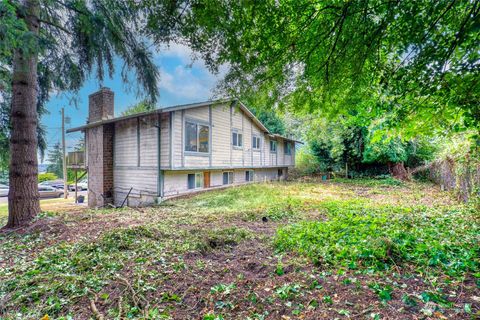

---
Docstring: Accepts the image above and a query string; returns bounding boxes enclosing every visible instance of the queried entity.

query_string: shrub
[275,200,479,275]
[38,172,58,182]
[292,147,322,176]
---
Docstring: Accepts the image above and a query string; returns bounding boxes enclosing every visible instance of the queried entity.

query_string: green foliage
[46,143,63,178]
[0,179,477,318]
[275,200,479,276]
[0,223,251,318]
[255,110,285,135]
[166,0,480,135]
[120,99,157,116]
[1,0,164,169]
[38,172,58,183]
[293,147,322,175]
[303,115,438,176]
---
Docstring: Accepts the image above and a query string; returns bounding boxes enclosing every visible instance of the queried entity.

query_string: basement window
[246,170,254,182]
[223,171,234,185]
[185,121,209,153]
[188,172,204,189]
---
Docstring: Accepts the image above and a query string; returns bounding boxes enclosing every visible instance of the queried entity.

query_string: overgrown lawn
[0,179,478,319]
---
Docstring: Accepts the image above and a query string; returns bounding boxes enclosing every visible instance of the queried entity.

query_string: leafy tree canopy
[151,0,479,138]
[120,99,157,117]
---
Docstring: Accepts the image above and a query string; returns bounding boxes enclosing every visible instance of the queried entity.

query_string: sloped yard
[0,179,478,319]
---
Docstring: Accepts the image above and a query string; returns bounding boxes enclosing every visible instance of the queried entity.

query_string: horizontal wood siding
[114,168,157,196]
[160,113,170,167]
[184,155,210,167]
[139,115,157,167]
[172,111,183,168]
[166,103,295,170]
[185,106,209,122]
[162,168,283,197]
[211,104,231,166]
[114,119,137,166]
[244,112,252,167]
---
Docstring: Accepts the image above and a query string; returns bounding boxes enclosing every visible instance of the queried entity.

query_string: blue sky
[42,43,224,163]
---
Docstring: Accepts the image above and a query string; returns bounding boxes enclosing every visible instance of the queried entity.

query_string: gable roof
[66,99,300,143]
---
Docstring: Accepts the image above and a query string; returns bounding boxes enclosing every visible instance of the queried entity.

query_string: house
[67,88,298,207]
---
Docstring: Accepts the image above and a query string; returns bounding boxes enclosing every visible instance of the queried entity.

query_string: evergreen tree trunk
[6,0,41,228]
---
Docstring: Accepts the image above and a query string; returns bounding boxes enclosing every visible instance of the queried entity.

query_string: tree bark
[6,0,41,228]
[388,162,409,181]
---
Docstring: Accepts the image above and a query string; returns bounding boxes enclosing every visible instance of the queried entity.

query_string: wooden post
[75,170,78,203]
[62,108,68,198]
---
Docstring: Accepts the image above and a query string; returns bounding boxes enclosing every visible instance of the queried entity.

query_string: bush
[275,200,479,275]
[292,147,322,176]
[38,172,58,182]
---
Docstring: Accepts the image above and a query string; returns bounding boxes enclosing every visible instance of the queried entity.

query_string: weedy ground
[0,178,478,319]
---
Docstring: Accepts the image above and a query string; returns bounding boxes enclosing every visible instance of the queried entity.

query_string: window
[284,141,292,155]
[252,136,261,150]
[185,121,209,153]
[232,131,243,148]
[223,171,233,185]
[270,140,277,153]
[246,170,254,182]
[187,172,204,189]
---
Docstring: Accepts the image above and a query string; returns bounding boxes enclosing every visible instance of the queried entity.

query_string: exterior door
[204,172,210,188]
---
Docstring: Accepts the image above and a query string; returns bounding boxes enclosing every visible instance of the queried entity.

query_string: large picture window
[185,121,209,153]
[252,136,261,150]
[232,131,243,148]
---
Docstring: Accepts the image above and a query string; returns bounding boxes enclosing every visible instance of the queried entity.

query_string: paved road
[0,190,88,204]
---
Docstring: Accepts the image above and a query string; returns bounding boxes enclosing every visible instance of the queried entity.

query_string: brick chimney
[86,88,114,208]
[88,87,114,122]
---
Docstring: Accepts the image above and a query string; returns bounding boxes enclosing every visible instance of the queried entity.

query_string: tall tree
[2,0,161,228]
[147,0,479,137]
[46,142,62,178]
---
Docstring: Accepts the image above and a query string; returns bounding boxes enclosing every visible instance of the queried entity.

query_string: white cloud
[157,43,195,64]
[155,42,230,104]
[159,65,220,102]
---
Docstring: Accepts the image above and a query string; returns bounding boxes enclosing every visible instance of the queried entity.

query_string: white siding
[160,113,170,168]
[166,103,295,170]
[114,119,138,166]
[162,168,283,198]
[211,104,231,167]
[139,115,158,167]
[113,116,158,205]
[172,111,183,168]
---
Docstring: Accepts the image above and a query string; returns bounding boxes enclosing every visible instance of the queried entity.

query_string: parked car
[0,183,9,197]
[69,179,88,191]
[39,180,66,190]
[39,185,66,198]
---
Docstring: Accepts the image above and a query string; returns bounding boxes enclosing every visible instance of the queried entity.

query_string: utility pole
[61,108,68,199]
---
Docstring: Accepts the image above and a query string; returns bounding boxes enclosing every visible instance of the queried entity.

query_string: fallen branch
[89,295,105,320]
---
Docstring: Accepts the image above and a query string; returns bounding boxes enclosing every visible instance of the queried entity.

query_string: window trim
[270,140,277,153]
[184,118,211,155]
[284,141,292,155]
[252,135,261,151]
[232,129,243,149]
[246,170,254,182]
[188,172,204,190]
[222,171,234,185]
